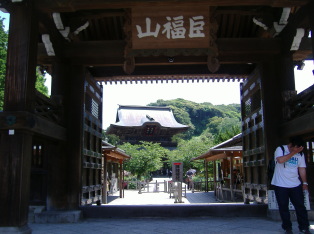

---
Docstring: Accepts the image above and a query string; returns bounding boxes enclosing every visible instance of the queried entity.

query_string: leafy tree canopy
[0,17,8,110]
[103,130,120,145]
[119,141,169,180]
[168,135,214,174]
[35,67,49,96]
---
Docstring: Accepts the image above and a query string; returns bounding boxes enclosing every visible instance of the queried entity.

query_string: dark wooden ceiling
[3,0,312,83]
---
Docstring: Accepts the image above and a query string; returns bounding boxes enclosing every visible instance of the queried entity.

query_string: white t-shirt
[271,145,306,188]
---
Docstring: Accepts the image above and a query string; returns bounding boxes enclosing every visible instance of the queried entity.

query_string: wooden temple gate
[82,74,103,206]
[241,64,314,204]
[0,0,313,232]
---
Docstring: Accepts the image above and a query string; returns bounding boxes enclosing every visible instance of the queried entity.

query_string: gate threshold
[81,204,268,218]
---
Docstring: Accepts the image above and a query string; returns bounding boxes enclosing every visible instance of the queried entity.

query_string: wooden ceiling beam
[90,64,254,80]
[37,38,286,65]
[34,0,309,12]
[293,38,313,60]
[279,111,314,139]
[38,38,312,67]
[37,11,68,57]
[278,1,311,53]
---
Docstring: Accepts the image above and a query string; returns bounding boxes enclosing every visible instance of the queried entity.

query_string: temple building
[106,105,189,147]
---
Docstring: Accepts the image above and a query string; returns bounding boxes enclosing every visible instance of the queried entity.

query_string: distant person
[271,137,311,234]
[168,170,172,179]
[186,169,195,191]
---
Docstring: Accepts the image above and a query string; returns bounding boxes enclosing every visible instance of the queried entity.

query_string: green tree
[35,67,49,96]
[206,116,224,135]
[102,130,120,145]
[119,141,169,180]
[168,135,214,176]
[0,17,8,110]
[213,117,241,144]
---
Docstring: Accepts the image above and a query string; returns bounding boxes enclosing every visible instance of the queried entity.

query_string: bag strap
[280,145,285,168]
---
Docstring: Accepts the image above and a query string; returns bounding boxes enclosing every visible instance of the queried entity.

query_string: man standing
[271,137,311,234]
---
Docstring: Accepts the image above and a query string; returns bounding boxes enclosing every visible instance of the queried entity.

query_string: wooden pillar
[0,1,38,230]
[204,160,208,192]
[3,4,38,112]
[122,166,125,198]
[309,1,314,71]
[263,55,294,134]
[51,61,68,97]
[103,156,108,204]
[261,54,294,186]
[119,161,123,198]
[229,156,234,201]
[213,160,217,195]
[45,62,69,211]
[278,55,296,91]
[65,65,85,209]
[306,0,314,205]
[46,140,69,211]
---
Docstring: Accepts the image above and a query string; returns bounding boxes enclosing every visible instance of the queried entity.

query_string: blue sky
[1,11,313,128]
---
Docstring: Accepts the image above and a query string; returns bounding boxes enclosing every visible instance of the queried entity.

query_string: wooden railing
[193,180,215,192]
[283,84,314,121]
[123,179,215,193]
[34,91,64,125]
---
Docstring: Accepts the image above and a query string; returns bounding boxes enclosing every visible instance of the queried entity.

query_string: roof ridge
[118,105,171,110]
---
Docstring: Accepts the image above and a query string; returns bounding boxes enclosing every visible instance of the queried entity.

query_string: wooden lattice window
[251,90,261,113]
[91,98,99,118]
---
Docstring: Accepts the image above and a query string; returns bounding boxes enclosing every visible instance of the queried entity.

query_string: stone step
[81,204,268,219]
[28,206,82,223]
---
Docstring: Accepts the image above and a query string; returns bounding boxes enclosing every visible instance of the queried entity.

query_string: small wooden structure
[102,142,130,204]
[192,134,243,202]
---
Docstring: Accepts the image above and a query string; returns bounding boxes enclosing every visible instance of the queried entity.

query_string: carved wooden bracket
[207,7,220,73]
[123,9,134,74]
[123,56,135,75]
[207,55,220,73]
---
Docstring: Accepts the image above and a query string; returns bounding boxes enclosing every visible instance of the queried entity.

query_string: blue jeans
[274,185,309,231]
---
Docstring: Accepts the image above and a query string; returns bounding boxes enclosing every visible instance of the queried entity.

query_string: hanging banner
[132,6,210,50]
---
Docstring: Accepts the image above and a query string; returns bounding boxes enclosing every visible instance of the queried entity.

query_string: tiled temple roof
[110,105,189,129]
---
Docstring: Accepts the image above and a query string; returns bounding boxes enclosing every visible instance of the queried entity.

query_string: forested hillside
[148,98,241,144]
[115,99,242,179]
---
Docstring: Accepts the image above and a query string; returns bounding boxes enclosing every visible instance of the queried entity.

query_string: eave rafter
[98,74,247,85]
[103,150,130,161]
[37,11,69,58]
[278,2,312,54]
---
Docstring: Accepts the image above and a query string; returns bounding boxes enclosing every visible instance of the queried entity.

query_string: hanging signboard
[172,162,183,182]
[132,6,210,50]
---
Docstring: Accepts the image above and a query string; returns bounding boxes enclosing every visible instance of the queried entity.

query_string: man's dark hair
[289,136,305,147]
